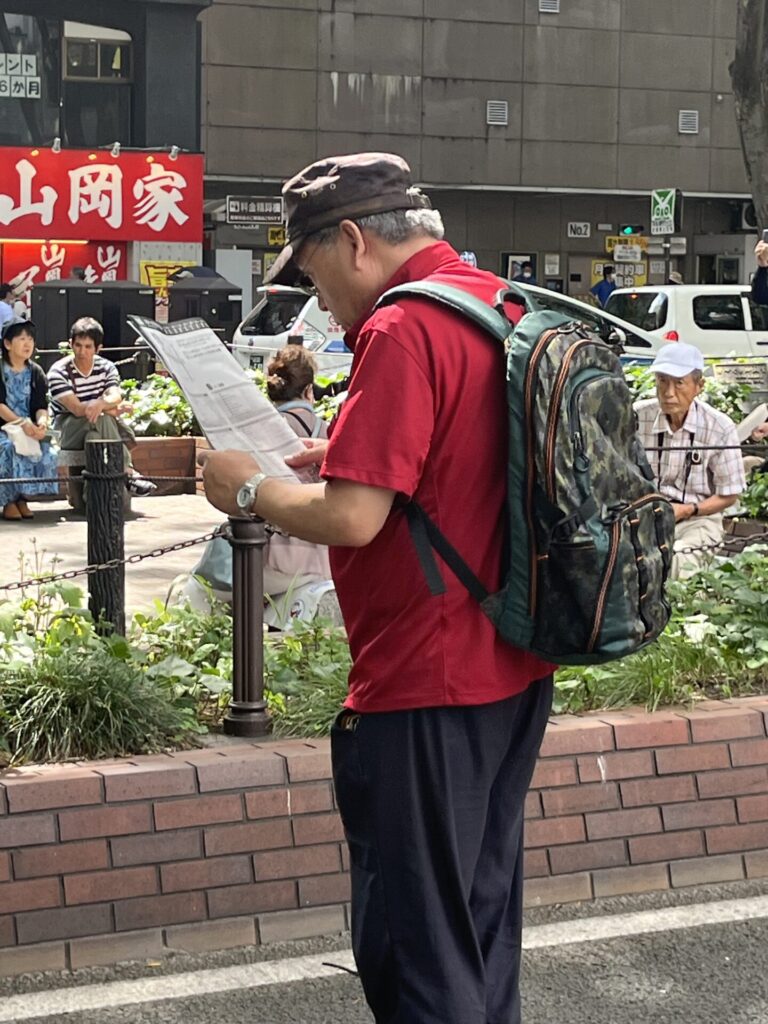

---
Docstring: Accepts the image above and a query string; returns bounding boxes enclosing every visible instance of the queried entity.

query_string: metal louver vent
[678,109,700,134]
[539,0,560,12]
[486,100,509,126]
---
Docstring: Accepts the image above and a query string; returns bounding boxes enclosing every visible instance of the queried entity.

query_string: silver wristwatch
[236,472,269,515]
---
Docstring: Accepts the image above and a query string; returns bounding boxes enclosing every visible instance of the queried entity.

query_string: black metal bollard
[224,516,271,736]
[85,439,126,636]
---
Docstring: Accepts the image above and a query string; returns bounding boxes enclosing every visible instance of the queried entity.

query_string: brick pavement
[0,495,223,615]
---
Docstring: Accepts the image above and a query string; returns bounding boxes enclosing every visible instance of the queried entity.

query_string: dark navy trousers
[331,676,554,1024]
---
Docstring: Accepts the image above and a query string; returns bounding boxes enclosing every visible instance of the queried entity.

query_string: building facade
[200,0,755,298]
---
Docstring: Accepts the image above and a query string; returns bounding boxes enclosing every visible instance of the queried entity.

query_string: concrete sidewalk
[0,494,223,615]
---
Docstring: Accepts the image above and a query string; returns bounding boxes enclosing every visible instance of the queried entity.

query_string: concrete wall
[200,0,746,195]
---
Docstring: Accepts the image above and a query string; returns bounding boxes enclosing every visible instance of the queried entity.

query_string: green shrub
[741,471,768,520]
[623,363,752,422]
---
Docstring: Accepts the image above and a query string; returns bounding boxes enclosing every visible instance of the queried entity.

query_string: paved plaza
[0,495,223,615]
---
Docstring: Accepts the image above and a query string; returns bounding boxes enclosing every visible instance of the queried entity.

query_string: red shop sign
[0,147,203,243]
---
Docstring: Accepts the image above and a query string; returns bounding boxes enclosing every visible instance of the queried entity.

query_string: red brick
[154,794,243,830]
[697,766,768,799]
[114,891,207,931]
[530,758,578,789]
[244,789,290,819]
[65,864,156,904]
[706,821,768,854]
[538,719,614,758]
[70,929,167,969]
[0,852,9,882]
[542,782,619,817]
[299,872,351,907]
[683,708,764,744]
[254,844,341,881]
[0,813,56,848]
[111,830,202,866]
[523,849,550,878]
[620,775,696,808]
[161,855,252,892]
[196,751,286,792]
[730,738,768,767]
[292,814,344,846]
[611,713,689,750]
[0,916,14,946]
[208,879,297,918]
[745,851,768,878]
[585,807,662,840]
[16,904,113,944]
[523,872,592,908]
[525,791,542,819]
[524,816,585,848]
[264,741,332,783]
[289,784,334,815]
[204,819,293,857]
[2,773,102,813]
[670,854,745,888]
[629,829,704,864]
[662,799,736,831]
[737,795,768,823]
[13,839,109,879]
[577,750,654,783]
[655,743,730,775]
[592,863,669,897]
[258,906,345,944]
[0,942,66,975]
[59,803,152,841]
[0,878,60,913]
[549,839,627,875]
[96,764,196,802]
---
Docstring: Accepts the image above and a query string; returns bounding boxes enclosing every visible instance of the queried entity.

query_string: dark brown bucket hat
[265,152,431,286]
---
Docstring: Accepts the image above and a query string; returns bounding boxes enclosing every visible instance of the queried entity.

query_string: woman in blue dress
[0,319,59,520]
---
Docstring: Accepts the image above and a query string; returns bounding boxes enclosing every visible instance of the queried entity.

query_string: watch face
[237,484,252,511]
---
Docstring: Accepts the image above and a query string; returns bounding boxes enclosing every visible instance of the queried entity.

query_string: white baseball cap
[650,342,704,378]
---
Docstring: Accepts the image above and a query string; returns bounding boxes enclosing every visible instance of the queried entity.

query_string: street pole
[85,438,126,636]
[225,516,271,736]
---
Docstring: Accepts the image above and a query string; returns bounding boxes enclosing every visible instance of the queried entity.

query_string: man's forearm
[699,495,737,517]
[254,479,377,547]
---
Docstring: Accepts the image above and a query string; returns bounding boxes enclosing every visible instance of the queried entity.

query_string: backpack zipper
[568,369,611,460]
[587,492,669,652]
[525,328,560,616]
[545,339,603,499]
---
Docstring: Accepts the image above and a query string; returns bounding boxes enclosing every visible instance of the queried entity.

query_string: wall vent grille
[678,109,700,134]
[486,100,509,126]
[539,0,560,13]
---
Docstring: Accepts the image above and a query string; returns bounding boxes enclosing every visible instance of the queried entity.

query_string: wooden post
[85,438,126,636]
[224,516,271,736]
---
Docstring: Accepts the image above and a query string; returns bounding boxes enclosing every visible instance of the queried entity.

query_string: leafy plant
[741,471,768,520]
[622,363,752,422]
[122,374,201,437]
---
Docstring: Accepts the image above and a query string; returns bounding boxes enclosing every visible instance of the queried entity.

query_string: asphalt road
[3,880,768,1023]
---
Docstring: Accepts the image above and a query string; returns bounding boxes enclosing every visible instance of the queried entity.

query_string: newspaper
[127,316,305,483]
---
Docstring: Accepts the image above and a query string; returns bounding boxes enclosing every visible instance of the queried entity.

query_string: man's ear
[338,219,367,268]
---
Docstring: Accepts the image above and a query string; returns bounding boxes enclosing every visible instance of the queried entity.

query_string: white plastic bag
[2,420,42,459]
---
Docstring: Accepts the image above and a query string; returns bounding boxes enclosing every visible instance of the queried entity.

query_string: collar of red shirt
[344,240,460,350]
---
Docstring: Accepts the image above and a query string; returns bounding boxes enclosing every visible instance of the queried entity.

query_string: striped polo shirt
[47,355,120,416]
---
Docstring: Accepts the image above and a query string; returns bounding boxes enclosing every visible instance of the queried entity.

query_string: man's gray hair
[313,207,444,248]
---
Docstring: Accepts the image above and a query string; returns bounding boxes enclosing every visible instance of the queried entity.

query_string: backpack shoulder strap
[376,282,512,344]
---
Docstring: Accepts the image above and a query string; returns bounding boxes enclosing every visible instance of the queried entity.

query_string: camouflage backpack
[376,283,676,665]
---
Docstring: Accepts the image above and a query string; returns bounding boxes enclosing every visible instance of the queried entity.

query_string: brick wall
[131,437,197,496]
[1,699,768,977]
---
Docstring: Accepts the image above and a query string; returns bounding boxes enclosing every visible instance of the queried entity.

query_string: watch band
[237,471,268,514]
[691,503,699,517]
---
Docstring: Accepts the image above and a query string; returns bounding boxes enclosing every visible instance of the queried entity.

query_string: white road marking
[4,894,768,1021]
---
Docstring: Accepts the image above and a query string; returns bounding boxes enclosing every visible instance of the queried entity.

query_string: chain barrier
[0,474,205,485]
[0,526,227,594]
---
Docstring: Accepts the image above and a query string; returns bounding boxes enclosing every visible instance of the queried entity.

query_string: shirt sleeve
[710,422,747,496]
[104,361,120,388]
[321,327,434,497]
[47,363,73,399]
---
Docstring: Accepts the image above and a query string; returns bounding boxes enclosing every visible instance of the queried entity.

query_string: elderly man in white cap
[634,342,746,577]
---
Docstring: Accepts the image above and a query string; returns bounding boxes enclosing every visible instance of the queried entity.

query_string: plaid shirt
[634,397,746,504]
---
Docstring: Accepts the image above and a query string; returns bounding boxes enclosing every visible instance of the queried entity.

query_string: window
[605,291,669,331]
[692,295,745,331]
[63,23,131,82]
[240,294,307,336]
[61,23,132,147]
[748,295,768,332]
[0,13,60,147]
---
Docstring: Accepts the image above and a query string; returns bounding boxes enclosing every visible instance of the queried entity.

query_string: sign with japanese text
[1,240,127,319]
[139,259,196,323]
[226,195,282,227]
[592,259,647,290]
[605,235,649,255]
[0,147,203,242]
[651,188,676,236]
[0,52,41,99]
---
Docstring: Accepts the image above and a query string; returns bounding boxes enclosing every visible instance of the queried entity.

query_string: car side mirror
[601,324,626,353]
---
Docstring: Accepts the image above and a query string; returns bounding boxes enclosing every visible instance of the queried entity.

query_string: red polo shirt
[321,241,551,712]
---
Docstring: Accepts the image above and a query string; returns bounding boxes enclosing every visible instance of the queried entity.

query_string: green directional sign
[651,188,676,235]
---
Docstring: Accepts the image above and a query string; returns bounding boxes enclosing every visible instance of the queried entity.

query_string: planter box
[723,518,768,553]
[2,699,768,976]
[131,436,198,496]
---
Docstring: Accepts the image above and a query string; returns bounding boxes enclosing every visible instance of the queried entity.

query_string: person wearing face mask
[634,342,746,578]
[0,319,59,520]
[512,260,537,285]
[590,265,616,307]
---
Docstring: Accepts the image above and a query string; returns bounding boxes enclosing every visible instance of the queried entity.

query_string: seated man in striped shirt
[47,317,156,496]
